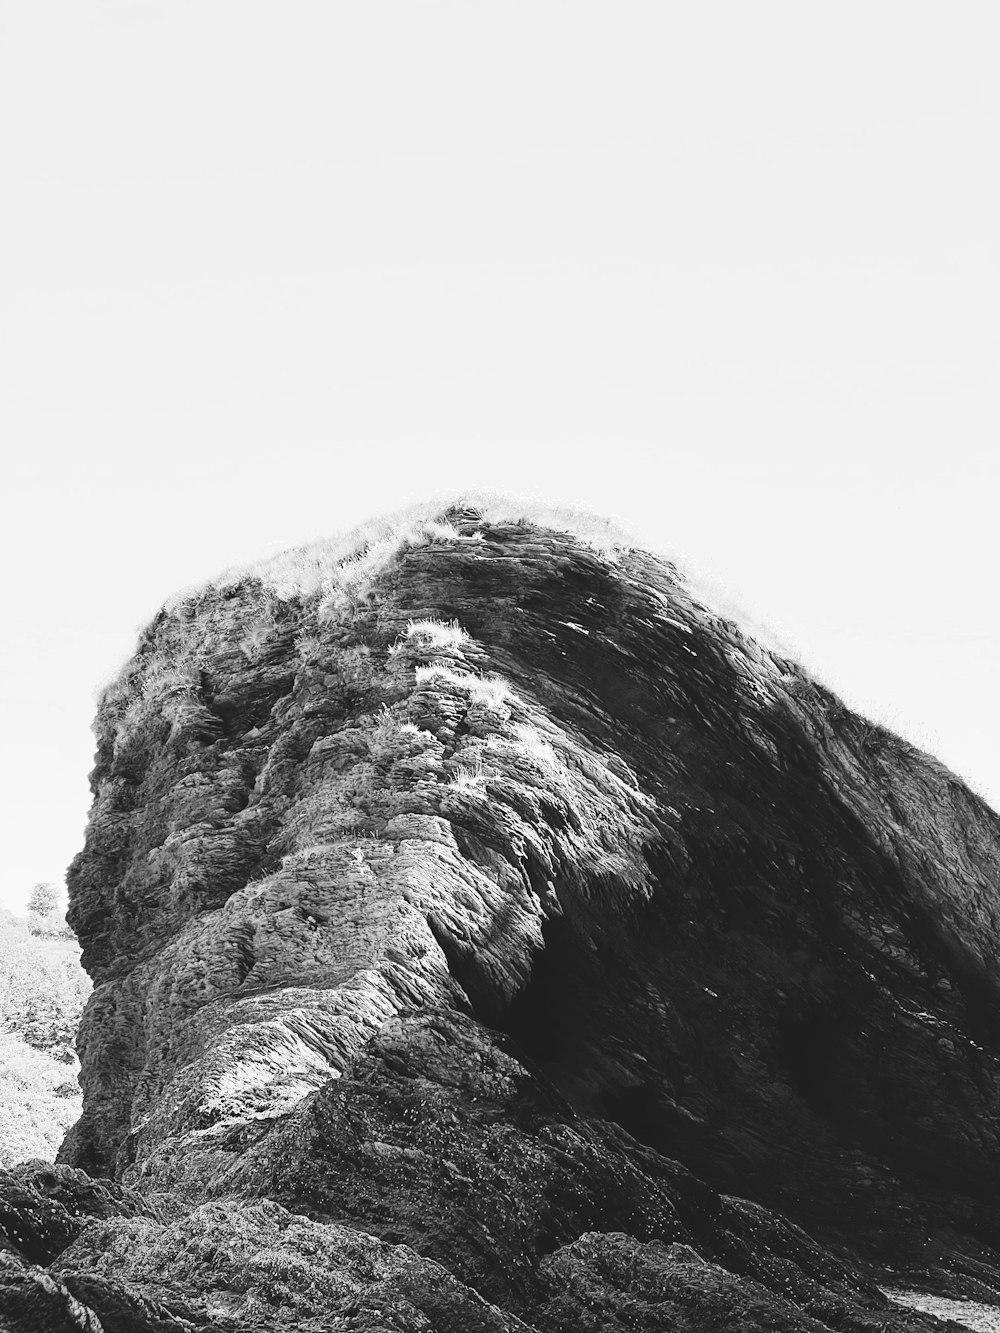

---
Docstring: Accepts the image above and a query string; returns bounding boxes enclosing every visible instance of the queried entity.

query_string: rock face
[5,500,1000,1329]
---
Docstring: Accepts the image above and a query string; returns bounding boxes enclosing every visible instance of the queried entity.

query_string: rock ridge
[3,499,1000,1329]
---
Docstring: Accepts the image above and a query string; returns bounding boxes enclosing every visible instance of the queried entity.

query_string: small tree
[26,883,72,939]
[27,883,59,916]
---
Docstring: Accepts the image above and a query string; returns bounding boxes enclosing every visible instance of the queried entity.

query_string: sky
[1,1,997,910]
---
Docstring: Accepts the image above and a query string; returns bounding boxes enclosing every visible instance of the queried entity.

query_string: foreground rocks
[4,501,1000,1329]
[0,1059,959,1332]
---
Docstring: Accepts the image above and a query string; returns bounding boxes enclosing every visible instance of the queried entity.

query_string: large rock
[5,499,999,1329]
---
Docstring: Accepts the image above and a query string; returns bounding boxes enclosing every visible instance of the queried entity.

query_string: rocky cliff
[4,499,1000,1331]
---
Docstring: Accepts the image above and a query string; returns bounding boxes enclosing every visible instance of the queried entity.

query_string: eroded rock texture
[4,504,1000,1330]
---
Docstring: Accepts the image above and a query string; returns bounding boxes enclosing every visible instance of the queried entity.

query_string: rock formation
[4,498,1000,1330]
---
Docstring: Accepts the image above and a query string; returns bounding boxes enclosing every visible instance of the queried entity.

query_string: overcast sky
[1,2,997,910]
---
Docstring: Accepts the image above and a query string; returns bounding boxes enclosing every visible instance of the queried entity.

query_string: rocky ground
[4,502,1000,1330]
[888,1291,1000,1332]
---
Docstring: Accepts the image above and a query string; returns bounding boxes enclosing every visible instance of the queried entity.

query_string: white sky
[1,2,997,910]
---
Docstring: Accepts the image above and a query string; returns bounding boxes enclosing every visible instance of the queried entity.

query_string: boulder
[4,501,995,1329]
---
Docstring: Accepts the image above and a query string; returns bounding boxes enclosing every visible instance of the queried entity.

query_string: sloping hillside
[0,909,89,1166]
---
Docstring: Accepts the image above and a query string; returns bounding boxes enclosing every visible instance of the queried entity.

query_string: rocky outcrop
[3,499,1000,1329]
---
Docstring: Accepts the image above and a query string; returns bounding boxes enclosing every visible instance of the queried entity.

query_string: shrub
[0,1032,82,1165]
[0,910,90,1164]
[0,920,90,1055]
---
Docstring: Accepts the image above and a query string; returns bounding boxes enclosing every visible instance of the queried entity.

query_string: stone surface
[55,1198,532,1332]
[4,503,1000,1329]
[0,1161,150,1266]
